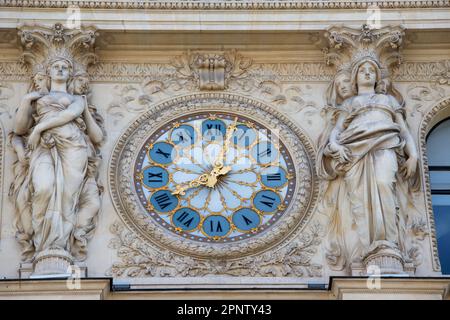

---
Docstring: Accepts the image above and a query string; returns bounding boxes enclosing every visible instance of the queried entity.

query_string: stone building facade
[0,0,450,299]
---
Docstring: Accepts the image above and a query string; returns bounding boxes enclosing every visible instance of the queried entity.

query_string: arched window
[427,118,450,274]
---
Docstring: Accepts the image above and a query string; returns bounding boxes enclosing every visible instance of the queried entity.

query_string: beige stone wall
[0,3,449,288]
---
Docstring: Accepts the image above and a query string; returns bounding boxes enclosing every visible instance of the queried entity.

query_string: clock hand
[174,118,240,194]
[212,116,238,170]
[172,173,210,196]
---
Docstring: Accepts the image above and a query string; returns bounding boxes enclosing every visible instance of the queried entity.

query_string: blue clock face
[134,112,296,243]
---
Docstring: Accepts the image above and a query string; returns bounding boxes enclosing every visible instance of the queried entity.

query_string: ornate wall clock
[110,93,317,259]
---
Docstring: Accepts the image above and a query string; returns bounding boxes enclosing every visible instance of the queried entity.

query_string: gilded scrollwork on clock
[110,93,317,259]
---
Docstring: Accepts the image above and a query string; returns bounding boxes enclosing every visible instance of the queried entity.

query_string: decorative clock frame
[109,93,318,259]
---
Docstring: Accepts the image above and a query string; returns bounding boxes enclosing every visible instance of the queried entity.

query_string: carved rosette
[109,93,318,260]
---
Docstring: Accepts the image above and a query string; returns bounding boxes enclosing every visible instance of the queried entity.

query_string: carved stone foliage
[109,93,318,260]
[396,60,450,83]
[108,221,323,277]
[104,56,324,126]
[170,50,253,91]
[0,82,14,118]
[257,81,320,117]
[433,60,450,86]
[11,24,104,277]
[82,60,450,85]
[406,84,446,118]
[0,62,29,81]
[19,23,98,74]
[322,24,405,75]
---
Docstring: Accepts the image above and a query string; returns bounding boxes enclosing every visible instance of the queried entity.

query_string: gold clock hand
[172,173,210,196]
[213,116,238,169]
[204,117,238,189]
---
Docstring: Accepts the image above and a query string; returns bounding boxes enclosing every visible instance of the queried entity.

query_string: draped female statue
[11,56,104,267]
[318,57,420,272]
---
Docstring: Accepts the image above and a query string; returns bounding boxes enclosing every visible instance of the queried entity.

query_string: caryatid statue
[10,24,102,276]
[318,25,422,275]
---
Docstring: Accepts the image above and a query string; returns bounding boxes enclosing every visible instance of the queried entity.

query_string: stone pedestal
[19,249,87,279]
[351,241,415,276]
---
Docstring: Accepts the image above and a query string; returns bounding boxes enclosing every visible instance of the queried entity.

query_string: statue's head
[351,58,382,94]
[70,72,90,95]
[326,70,352,107]
[335,70,352,101]
[30,70,50,93]
[47,57,73,83]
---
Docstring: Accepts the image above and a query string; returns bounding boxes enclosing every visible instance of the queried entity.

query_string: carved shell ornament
[109,93,318,259]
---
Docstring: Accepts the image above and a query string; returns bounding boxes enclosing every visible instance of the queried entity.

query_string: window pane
[430,171,450,190]
[427,119,450,166]
[432,195,450,274]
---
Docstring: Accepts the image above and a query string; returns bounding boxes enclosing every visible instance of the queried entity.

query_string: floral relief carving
[406,84,446,117]
[257,81,320,117]
[0,62,29,81]
[433,60,450,86]
[105,58,327,127]
[170,50,253,91]
[0,82,14,118]
[78,61,450,84]
[108,221,323,277]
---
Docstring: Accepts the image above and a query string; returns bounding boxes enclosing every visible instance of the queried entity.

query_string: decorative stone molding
[433,60,450,86]
[44,60,450,84]
[90,62,331,83]
[322,24,405,75]
[0,63,29,81]
[106,78,320,128]
[19,23,98,74]
[359,241,415,276]
[108,221,323,277]
[0,0,448,10]
[32,248,74,277]
[170,50,253,91]
[0,82,14,118]
[396,61,450,83]
[417,96,450,272]
[406,84,446,118]
[109,92,318,260]
[2,60,450,86]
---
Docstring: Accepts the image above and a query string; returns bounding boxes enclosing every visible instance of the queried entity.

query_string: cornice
[0,0,449,10]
